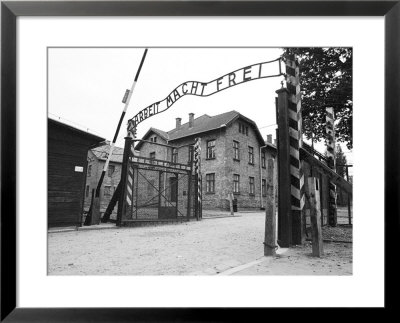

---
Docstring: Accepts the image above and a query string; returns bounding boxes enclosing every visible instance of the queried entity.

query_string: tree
[335,144,347,179]
[283,48,353,150]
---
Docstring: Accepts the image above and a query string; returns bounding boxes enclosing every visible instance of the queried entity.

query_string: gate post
[193,138,202,220]
[116,134,133,226]
[187,146,193,221]
[277,55,305,247]
[326,107,337,226]
[286,55,305,245]
[276,88,291,247]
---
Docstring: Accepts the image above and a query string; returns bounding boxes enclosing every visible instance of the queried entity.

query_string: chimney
[267,134,272,144]
[189,113,194,128]
[176,117,181,129]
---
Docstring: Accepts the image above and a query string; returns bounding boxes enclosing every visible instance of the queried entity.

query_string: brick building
[84,143,124,219]
[135,110,277,211]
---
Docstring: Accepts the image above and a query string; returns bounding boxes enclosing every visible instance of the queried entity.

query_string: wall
[48,121,102,228]
[223,120,272,210]
[170,120,275,210]
[83,151,122,220]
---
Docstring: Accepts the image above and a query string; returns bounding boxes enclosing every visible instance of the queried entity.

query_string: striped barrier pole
[326,107,337,226]
[84,48,147,225]
[286,55,305,245]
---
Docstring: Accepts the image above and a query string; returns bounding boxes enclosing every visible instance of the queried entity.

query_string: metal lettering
[243,66,252,82]
[128,57,282,128]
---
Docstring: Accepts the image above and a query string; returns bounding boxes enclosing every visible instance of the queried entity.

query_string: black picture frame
[1,1,398,321]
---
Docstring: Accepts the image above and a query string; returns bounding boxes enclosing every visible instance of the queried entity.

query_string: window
[188,146,193,162]
[233,141,240,160]
[248,146,254,164]
[150,152,156,164]
[206,173,215,193]
[87,165,92,177]
[108,165,115,177]
[249,177,255,195]
[261,152,266,168]
[150,136,157,143]
[85,185,90,198]
[206,140,216,159]
[233,174,240,193]
[104,185,112,197]
[239,123,249,136]
[262,179,267,197]
[172,148,178,163]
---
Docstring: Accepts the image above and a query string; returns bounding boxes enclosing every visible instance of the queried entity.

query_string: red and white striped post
[276,54,305,246]
[326,107,337,226]
[286,55,305,245]
[193,137,202,220]
[116,127,135,226]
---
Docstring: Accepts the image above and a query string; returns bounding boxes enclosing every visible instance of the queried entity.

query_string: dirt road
[48,212,352,275]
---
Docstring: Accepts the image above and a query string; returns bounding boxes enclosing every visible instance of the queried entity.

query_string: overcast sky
[48,47,352,169]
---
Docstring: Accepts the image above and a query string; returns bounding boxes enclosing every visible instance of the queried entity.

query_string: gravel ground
[233,242,352,275]
[48,211,352,276]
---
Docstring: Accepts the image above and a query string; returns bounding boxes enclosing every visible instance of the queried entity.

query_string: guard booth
[117,139,200,226]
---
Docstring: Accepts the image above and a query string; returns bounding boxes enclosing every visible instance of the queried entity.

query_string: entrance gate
[129,156,195,220]
[117,140,199,225]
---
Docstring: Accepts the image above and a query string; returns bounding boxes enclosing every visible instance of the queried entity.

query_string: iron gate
[120,153,198,224]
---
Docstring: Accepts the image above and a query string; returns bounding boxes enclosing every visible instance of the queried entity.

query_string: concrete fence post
[264,158,277,256]
[307,176,323,257]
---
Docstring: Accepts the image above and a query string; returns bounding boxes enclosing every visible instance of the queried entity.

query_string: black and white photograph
[47,47,353,276]
[2,3,393,316]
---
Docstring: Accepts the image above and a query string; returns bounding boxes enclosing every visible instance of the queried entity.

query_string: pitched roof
[167,112,235,141]
[136,110,266,151]
[90,143,124,163]
[264,141,277,151]
[142,127,169,141]
[48,117,105,144]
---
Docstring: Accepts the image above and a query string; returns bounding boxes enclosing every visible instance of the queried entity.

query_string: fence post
[264,158,277,256]
[326,107,337,226]
[116,135,133,226]
[346,166,352,225]
[307,176,323,257]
